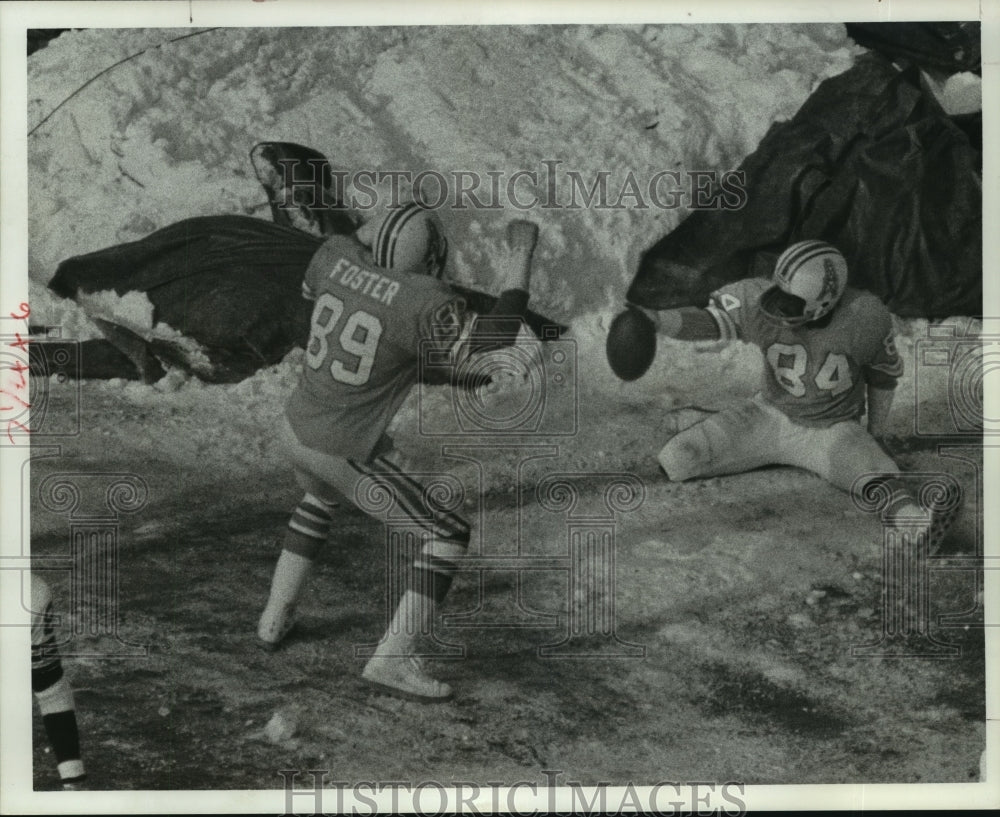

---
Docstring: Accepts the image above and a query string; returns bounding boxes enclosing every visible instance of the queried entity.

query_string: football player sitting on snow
[258,202,541,702]
[606,239,958,549]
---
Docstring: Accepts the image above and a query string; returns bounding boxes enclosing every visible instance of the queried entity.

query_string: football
[606,305,657,381]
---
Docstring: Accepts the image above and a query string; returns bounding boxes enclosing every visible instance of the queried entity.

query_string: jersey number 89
[305,293,384,386]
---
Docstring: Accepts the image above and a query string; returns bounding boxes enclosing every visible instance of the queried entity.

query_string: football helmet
[760,240,848,326]
[372,202,448,278]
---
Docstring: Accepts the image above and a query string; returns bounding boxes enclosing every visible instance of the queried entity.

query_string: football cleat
[760,240,848,326]
[362,655,453,703]
[372,202,448,278]
[256,605,297,652]
[61,775,88,791]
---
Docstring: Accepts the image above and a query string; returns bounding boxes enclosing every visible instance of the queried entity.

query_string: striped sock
[35,677,85,783]
[288,493,334,539]
[284,494,334,559]
[413,553,458,605]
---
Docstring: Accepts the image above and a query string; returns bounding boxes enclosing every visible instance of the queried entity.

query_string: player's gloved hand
[506,219,539,255]
[478,327,542,396]
[499,220,539,292]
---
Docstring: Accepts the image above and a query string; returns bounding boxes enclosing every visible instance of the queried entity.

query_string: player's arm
[865,382,895,437]
[420,221,538,387]
[464,219,537,355]
[863,365,902,438]
[861,309,904,438]
[606,304,720,381]
[301,261,320,301]
[301,235,346,301]
[634,305,721,341]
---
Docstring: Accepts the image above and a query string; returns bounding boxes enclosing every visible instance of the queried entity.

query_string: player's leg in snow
[867,476,962,557]
[797,423,966,653]
[257,493,335,650]
[362,565,459,703]
[657,397,779,481]
[793,420,962,555]
[32,575,87,789]
[361,457,470,703]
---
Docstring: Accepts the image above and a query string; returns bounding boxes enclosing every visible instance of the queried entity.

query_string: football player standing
[608,240,957,545]
[258,203,540,702]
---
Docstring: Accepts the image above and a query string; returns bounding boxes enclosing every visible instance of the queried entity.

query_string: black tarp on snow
[844,21,981,76]
[627,51,982,319]
[48,215,324,382]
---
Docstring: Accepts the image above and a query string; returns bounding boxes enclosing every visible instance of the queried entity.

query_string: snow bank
[28,25,858,306]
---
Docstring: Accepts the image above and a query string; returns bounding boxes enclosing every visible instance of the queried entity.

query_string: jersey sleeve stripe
[706,304,738,341]
[868,358,904,378]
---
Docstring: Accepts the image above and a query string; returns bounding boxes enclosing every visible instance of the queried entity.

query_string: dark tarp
[627,53,982,319]
[845,21,983,156]
[27,29,73,56]
[49,215,323,382]
[249,141,359,238]
[844,21,981,75]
